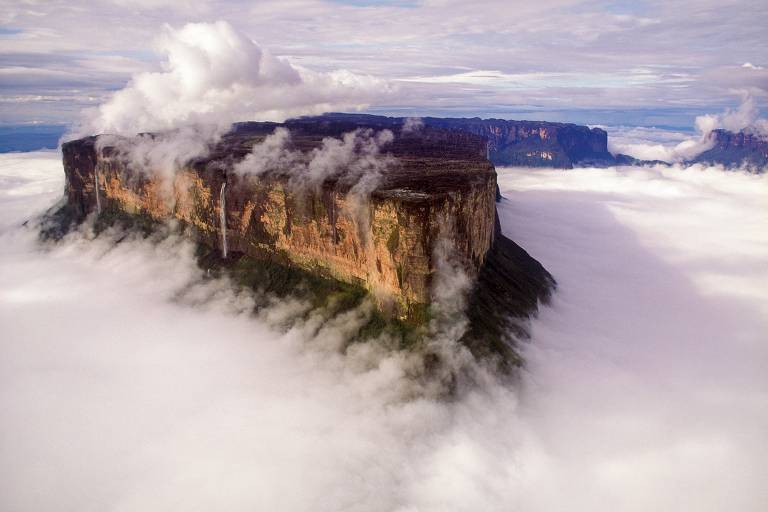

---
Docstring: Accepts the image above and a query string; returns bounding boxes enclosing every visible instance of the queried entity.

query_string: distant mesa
[309,113,618,169]
[687,129,768,169]
[319,113,766,171]
[311,113,768,171]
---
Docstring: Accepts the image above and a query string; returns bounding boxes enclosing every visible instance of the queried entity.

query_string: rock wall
[289,113,615,168]
[61,125,498,319]
[423,117,614,168]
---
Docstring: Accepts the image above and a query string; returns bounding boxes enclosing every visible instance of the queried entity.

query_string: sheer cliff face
[283,113,615,168]
[422,118,613,168]
[61,126,497,318]
[691,129,768,170]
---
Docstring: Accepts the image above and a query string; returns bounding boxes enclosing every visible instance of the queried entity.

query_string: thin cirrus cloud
[1,0,767,125]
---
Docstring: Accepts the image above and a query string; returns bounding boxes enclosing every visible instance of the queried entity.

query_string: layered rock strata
[291,113,616,168]
[60,117,555,362]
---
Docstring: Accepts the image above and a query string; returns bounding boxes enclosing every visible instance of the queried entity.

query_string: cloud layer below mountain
[0,152,766,511]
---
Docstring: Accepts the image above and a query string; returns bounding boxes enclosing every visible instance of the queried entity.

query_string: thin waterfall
[219,182,228,259]
[94,169,101,214]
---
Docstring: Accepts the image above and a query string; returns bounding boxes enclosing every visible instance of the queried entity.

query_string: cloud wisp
[234,127,396,193]
[694,93,768,138]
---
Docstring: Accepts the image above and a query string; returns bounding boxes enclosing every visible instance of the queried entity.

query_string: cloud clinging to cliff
[234,127,395,189]
[78,21,390,135]
[694,93,768,137]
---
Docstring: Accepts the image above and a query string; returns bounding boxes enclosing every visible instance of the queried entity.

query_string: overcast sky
[1,0,767,127]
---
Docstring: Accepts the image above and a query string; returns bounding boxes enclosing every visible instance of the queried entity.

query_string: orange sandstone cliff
[59,115,554,361]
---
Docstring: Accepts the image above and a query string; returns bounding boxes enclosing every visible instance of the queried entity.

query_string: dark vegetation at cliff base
[463,217,556,368]
[195,243,428,349]
[39,201,554,374]
[204,229,554,373]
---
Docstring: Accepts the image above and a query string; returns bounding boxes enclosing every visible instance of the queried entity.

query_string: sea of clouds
[2,16,767,512]
[1,151,766,512]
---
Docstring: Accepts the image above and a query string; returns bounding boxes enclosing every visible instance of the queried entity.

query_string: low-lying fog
[1,152,766,511]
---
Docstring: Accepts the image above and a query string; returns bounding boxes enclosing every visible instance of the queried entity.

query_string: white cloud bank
[1,153,767,511]
[78,21,391,136]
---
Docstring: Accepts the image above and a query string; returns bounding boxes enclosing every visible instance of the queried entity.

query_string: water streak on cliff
[219,181,227,259]
[94,168,101,214]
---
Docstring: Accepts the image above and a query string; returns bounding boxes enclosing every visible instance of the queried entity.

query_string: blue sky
[1,0,766,128]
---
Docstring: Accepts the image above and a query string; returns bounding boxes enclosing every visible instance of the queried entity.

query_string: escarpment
[297,113,616,168]
[58,116,555,364]
[689,129,768,170]
[423,117,615,168]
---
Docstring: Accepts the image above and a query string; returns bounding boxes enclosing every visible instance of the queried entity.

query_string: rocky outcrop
[689,129,768,170]
[423,117,616,168]
[60,117,554,357]
[299,113,616,168]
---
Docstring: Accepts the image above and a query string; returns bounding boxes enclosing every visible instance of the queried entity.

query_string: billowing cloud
[694,93,768,137]
[78,21,391,136]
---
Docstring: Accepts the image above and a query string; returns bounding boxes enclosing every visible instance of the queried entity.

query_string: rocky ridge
[304,113,617,168]
[310,114,768,172]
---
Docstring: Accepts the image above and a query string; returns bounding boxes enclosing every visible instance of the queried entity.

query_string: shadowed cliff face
[286,113,615,169]
[422,117,613,168]
[58,118,555,365]
[690,129,768,170]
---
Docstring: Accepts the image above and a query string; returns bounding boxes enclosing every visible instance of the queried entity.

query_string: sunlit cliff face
[61,124,499,323]
[1,151,767,511]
